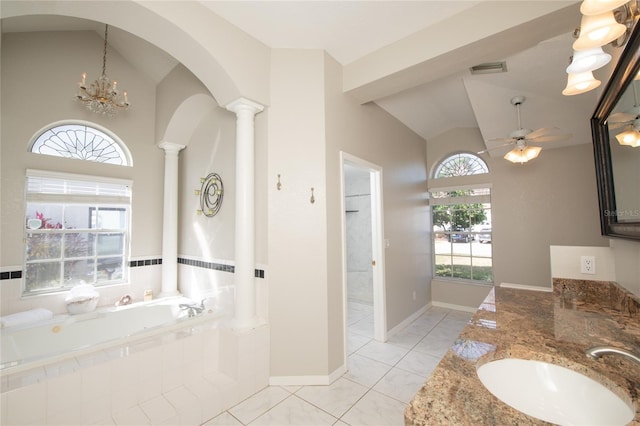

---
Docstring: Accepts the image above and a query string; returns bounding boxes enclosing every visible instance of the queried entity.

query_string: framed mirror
[592,20,640,240]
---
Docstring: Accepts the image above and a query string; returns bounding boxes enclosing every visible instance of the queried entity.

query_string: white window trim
[26,169,133,188]
[23,170,132,295]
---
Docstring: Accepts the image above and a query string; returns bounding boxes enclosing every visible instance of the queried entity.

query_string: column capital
[225,97,265,116]
[158,141,186,154]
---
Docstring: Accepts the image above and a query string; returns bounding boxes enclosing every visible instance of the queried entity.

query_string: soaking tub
[0,297,221,373]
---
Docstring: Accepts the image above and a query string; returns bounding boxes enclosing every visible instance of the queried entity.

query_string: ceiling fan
[478,96,571,163]
[608,81,639,130]
[607,81,640,147]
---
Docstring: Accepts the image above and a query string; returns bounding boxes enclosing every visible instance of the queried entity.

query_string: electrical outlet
[412,291,416,301]
[580,256,596,275]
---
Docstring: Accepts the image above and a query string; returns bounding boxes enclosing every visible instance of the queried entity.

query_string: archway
[1,0,268,107]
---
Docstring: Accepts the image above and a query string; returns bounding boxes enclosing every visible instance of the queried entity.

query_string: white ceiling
[2,1,611,157]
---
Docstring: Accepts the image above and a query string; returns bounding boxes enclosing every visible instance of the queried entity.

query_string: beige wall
[1,31,161,313]
[427,127,609,308]
[324,54,430,335]
[267,50,429,381]
[611,239,640,296]
[268,49,330,380]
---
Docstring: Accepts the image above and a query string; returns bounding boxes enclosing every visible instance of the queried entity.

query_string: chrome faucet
[585,346,640,366]
[179,299,206,317]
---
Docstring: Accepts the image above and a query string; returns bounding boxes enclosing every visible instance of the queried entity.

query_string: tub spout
[179,299,206,317]
[586,346,640,366]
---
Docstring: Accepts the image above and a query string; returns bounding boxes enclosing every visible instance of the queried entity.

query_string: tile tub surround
[0,318,270,425]
[405,279,640,425]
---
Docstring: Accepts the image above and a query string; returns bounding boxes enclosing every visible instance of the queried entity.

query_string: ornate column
[226,98,264,329]
[158,141,186,298]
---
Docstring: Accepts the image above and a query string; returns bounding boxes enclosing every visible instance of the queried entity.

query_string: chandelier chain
[102,25,109,77]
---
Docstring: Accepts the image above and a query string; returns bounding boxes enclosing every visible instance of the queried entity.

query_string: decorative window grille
[434,152,488,178]
[29,123,131,166]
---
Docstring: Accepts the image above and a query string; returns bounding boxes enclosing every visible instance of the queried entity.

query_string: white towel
[1,308,53,328]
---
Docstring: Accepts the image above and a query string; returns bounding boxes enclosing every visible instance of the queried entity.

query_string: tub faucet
[179,299,206,317]
[585,346,640,366]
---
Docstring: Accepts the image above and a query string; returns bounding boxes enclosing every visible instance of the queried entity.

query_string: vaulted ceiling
[3,1,614,157]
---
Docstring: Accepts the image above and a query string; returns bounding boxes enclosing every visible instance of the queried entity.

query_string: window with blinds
[24,170,132,294]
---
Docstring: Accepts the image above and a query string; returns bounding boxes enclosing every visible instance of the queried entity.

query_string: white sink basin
[477,358,635,426]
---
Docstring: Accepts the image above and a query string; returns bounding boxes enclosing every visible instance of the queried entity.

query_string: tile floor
[202,303,473,426]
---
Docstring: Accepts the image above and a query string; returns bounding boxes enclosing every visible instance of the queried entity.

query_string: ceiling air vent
[470,61,508,75]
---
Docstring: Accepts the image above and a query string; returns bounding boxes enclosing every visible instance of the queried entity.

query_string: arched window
[431,152,492,284]
[29,122,132,166]
[434,152,488,178]
[24,122,132,295]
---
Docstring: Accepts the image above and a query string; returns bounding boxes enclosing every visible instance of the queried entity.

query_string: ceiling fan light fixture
[580,0,629,15]
[562,70,602,95]
[615,129,640,146]
[504,145,542,164]
[566,47,612,73]
[573,11,627,50]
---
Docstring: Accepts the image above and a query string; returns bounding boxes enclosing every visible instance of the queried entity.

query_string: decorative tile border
[178,257,265,279]
[1,258,265,280]
[129,258,162,267]
[0,270,21,280]
[179,257,234,273]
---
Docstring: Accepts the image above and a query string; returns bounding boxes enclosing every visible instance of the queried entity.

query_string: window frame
[433,152,489,179]
[430,151,492,285]
[431,188,492,284]
[28,120,133,166]
[23,169,132,296]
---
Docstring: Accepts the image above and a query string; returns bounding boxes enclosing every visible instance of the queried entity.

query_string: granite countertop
[405,279,640,425]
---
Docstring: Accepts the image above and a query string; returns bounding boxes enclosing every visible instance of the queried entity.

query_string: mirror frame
[592,21,640,240]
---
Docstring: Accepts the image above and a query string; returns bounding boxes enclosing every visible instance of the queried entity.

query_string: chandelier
[75,24,129,116]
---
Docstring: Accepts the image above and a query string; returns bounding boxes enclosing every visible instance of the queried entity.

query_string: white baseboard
[431,301,478,313]
[386,303,431,339]
[269,364,346,386]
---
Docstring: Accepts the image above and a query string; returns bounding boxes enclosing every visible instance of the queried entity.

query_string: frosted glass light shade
[580,0,629,15]
[504,146,542,163]
[616,130,640,147]
[573,11,627,50]
[563,71,602,95]
[566,47,611,73]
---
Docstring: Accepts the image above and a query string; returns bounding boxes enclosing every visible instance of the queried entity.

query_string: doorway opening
[341,152,386,365]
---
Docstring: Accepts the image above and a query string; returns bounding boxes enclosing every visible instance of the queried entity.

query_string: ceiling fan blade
[527,133,572,143]
[608,112,636,124]
[525,127,564,140]
[487,137,515,143]
[478,140,515,154]
[609,121,630,130]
